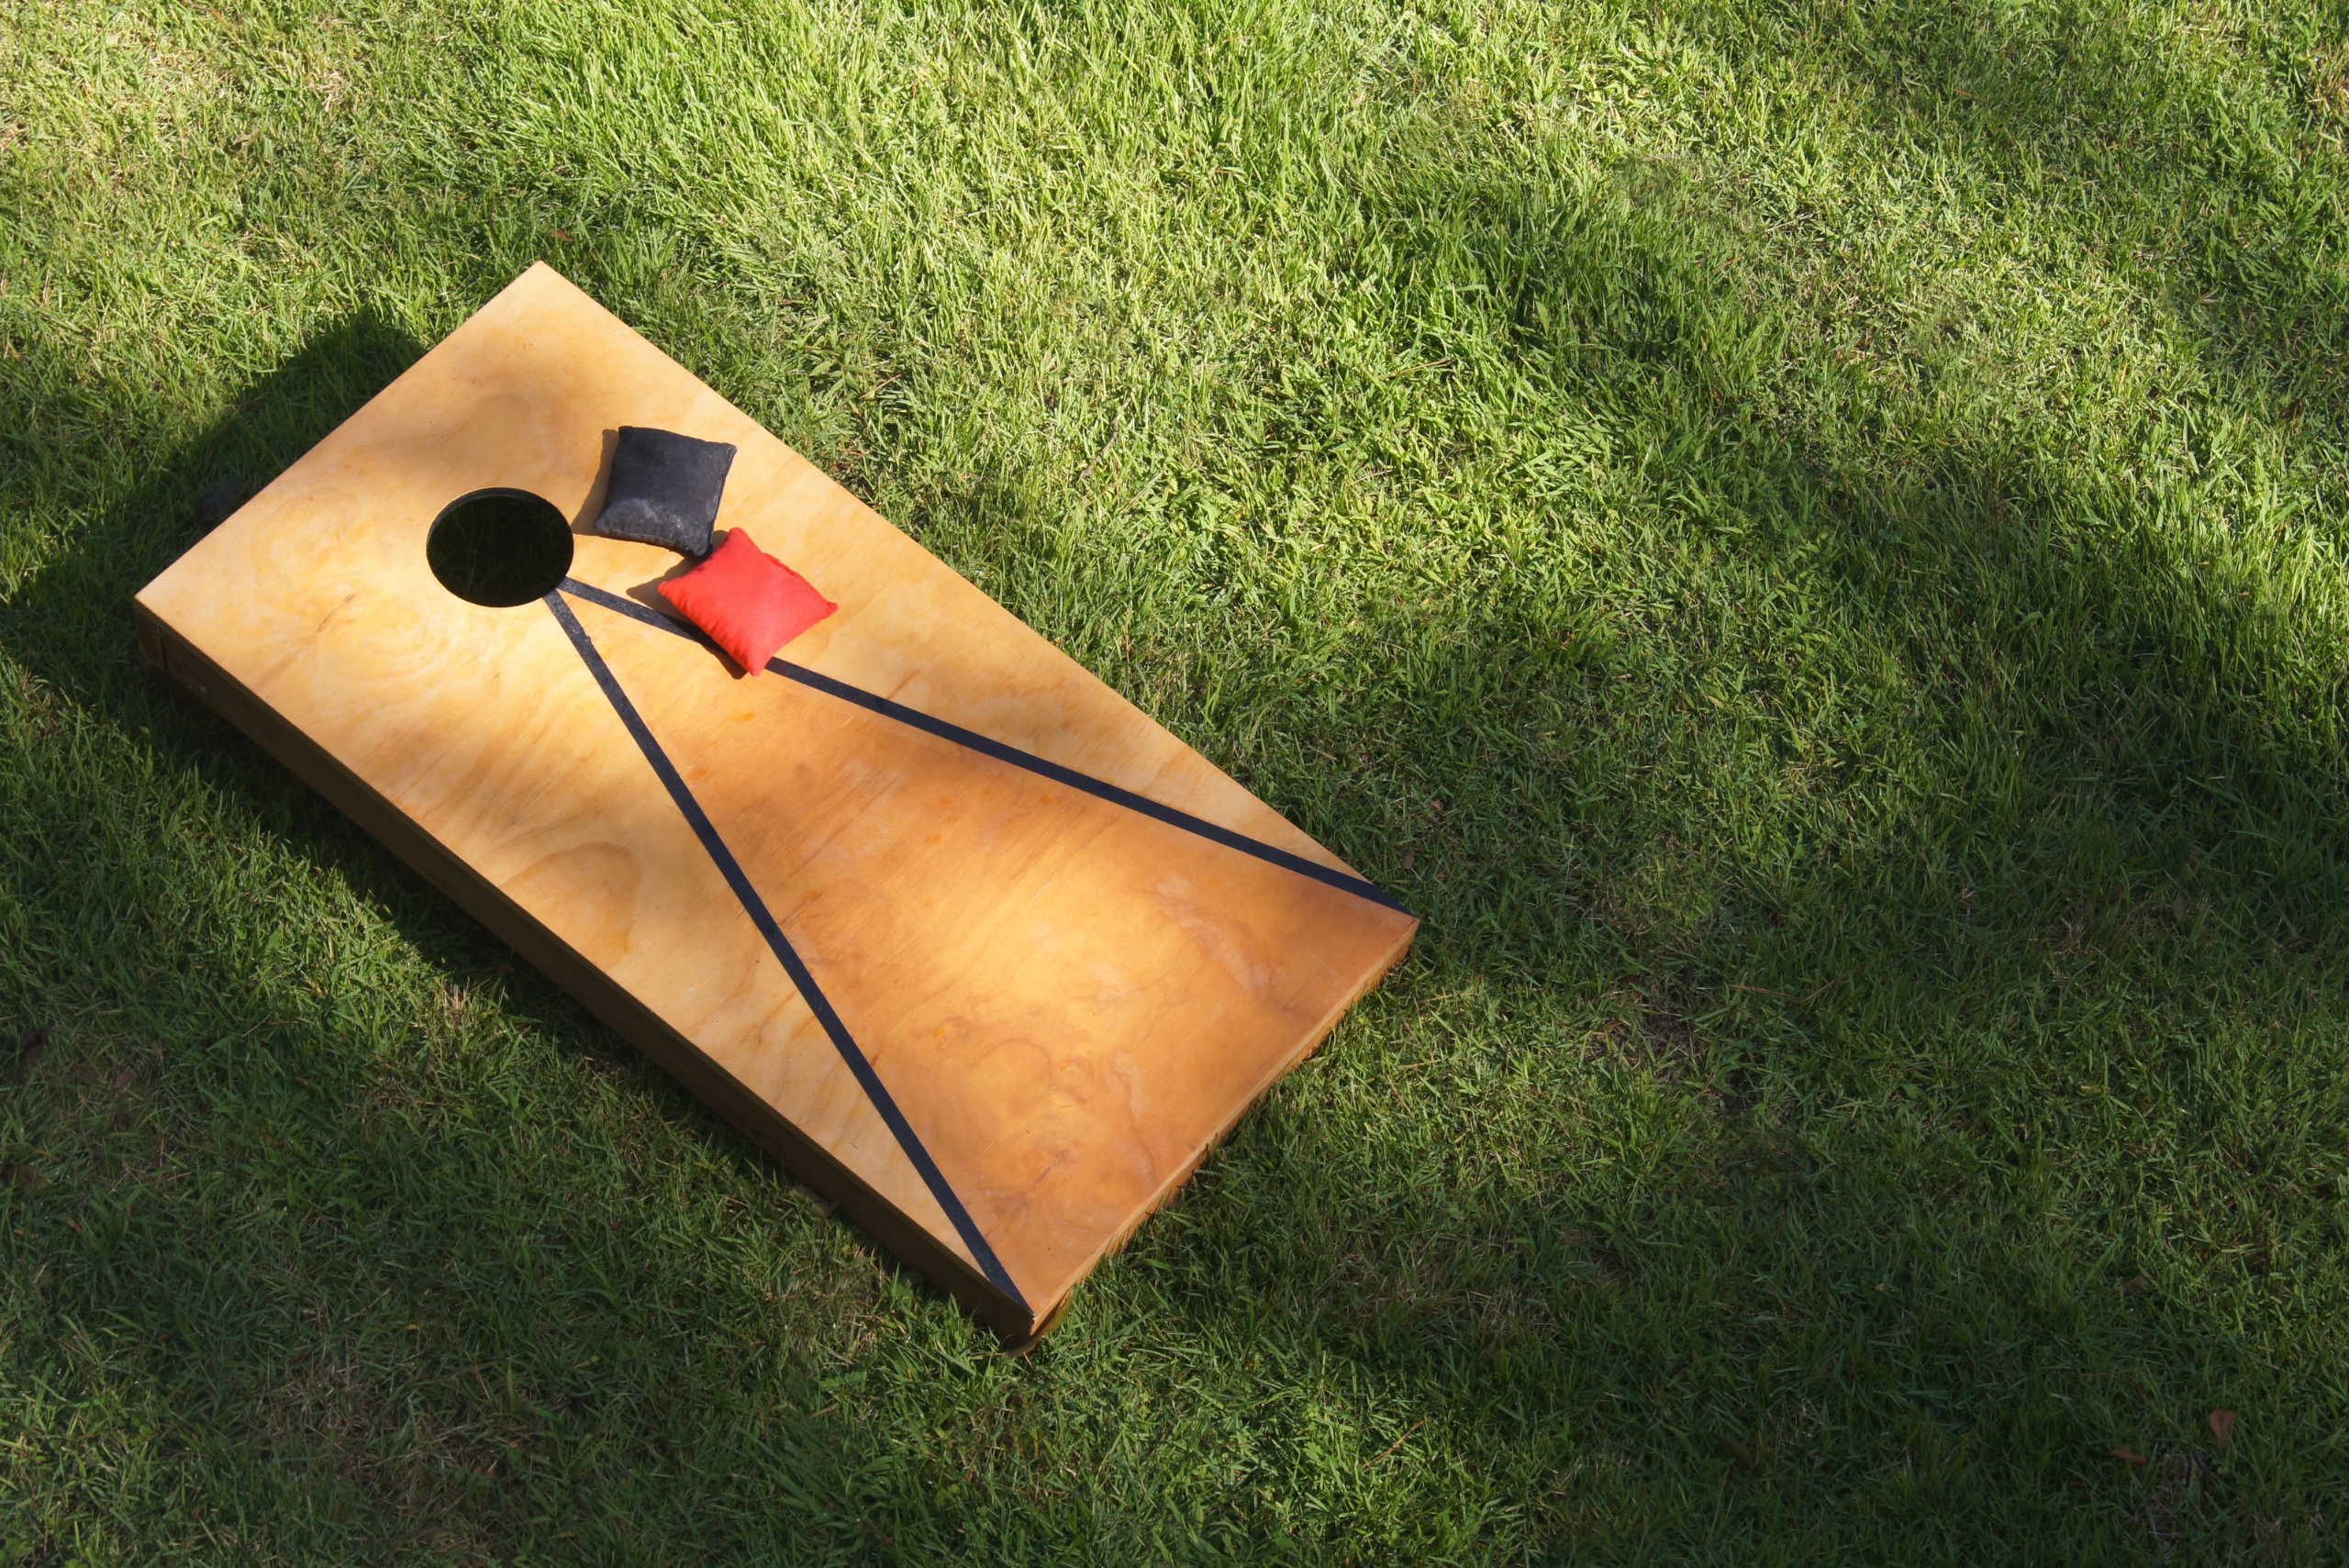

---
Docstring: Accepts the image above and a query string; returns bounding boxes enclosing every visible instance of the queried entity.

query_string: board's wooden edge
[133,600,1052,1344]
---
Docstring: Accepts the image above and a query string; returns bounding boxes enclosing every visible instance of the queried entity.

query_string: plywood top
[136,264,1414,1329]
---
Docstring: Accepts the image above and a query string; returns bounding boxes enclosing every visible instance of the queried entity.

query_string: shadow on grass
[0,313,949,1561]
[1102,172,2349,1555]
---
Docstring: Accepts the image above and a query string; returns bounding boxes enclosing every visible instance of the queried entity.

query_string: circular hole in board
[426,489,574,607]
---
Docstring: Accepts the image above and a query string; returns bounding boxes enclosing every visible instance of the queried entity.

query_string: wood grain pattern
[134,263,1416,1341]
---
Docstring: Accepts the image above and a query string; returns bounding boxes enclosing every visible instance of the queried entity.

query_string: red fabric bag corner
[659,528,837,674]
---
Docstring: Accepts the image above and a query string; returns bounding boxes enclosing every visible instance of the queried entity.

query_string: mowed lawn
[6,0,2349,1560]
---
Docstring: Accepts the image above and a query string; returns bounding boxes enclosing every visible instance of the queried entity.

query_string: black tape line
[558,578,1408,915]
[542,591,1030,1313]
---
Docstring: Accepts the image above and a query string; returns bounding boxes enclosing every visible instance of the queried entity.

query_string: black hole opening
[427,489,574,607]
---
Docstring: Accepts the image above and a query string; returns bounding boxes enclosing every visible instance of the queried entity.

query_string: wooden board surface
[133,263,1416,1341]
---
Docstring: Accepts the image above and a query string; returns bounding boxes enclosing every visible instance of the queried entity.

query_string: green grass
[6,0,2349,1559]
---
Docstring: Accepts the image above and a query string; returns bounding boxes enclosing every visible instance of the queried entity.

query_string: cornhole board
[131,264,1415,1344]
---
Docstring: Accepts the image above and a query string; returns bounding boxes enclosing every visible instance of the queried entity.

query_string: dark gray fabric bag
[591,426,737,556]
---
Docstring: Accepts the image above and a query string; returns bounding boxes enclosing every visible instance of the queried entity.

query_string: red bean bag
[659,528,837,674]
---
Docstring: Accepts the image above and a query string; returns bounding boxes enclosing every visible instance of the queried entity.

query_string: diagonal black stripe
[558,577,1409,915]
[541,591,1030,1313]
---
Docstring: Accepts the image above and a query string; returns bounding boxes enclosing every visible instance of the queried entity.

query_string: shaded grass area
[6,0,2349,1560]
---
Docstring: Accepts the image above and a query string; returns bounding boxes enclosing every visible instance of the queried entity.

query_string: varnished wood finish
[134,264,1416,1340]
